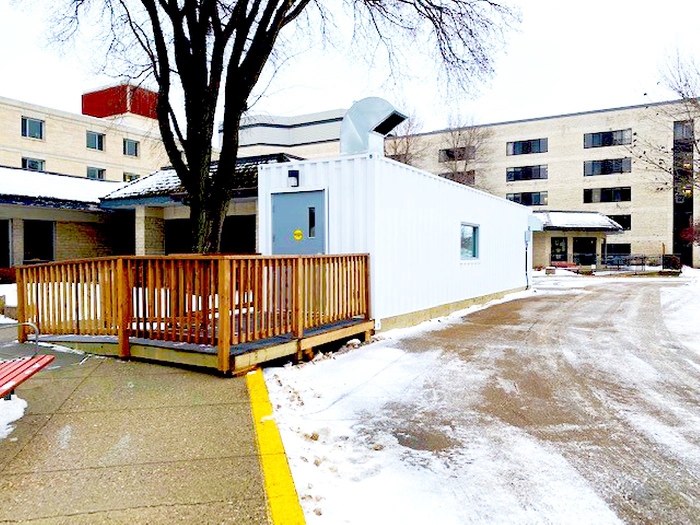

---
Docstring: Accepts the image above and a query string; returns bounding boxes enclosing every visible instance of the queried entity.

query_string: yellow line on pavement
[247,369,306,525]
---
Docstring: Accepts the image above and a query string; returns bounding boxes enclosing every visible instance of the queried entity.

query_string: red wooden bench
[0,355,55,400]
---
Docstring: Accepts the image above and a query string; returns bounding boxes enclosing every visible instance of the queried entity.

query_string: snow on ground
[660,267,700,354]
[0,283,17,308]
[0,396,27,440]
[265,268,700,524]
[267,346,621,524]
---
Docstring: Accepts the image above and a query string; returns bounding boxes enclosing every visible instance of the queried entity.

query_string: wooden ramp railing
[16,255,371,373]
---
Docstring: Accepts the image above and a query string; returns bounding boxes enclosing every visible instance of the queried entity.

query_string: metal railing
[548,254,682,271]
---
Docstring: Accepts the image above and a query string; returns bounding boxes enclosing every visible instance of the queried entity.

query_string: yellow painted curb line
[247,369,306,525]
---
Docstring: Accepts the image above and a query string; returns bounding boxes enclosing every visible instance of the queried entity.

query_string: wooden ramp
[17,255,373,374]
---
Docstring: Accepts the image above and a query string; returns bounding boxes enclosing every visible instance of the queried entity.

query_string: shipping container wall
[370,157,532,321]
[258,154,376,255]
[258,154,533,324]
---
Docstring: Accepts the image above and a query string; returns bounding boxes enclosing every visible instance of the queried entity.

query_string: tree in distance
[48,0,517,253]
[630,51,700,246]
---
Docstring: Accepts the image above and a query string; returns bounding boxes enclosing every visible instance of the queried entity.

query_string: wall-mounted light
[288,169,300,187]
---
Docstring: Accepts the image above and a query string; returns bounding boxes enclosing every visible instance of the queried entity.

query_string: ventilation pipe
[340,97,407,156]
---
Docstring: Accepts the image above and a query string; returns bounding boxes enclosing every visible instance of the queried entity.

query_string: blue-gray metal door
[272,191,326,254]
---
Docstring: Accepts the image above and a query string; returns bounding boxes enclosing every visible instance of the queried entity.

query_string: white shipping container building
[257,98,538,330]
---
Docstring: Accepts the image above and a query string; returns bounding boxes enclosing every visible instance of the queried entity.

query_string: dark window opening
[22,157,45,171]
[439,146,476,162]
[583,158,631,176]
[87,167,106,180]
[584,129,632,148]
[506,191,548,206]
[0,220,9,268]
[550,237,568,263]
[86,131,105,151]
[507,165,548,181]
[573,237,597,265]
[21,117,44,139]
[165,216,257,255]
[24,220,54,263]
[440,170,476,186]
[607,214,631,230]
[308,207,316,238]
[507,138,548,156]
[583,187,631,203]
[123,138,140,157]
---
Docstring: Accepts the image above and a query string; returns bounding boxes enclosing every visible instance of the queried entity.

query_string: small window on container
[308,207,316,238]
[460,223,479,259]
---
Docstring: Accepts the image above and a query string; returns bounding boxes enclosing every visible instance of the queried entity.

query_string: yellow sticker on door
[293,229,303,241]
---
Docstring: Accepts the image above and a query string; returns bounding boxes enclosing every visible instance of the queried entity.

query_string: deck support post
[217,260,232,374]
[16,267,27,343]
[293,257,304,340]
[364,256,372,321]
[116,258,131,359]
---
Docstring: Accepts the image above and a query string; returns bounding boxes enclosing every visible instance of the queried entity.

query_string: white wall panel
[259,154,533,324]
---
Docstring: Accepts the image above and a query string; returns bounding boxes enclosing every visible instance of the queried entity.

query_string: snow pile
[0,396,27,440]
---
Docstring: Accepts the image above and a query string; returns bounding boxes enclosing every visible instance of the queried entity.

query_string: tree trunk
[188,190,231,254]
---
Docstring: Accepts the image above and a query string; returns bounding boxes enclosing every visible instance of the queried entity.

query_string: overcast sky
[1,1,699,132]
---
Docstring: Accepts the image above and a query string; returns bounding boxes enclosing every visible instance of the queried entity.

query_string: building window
[551,237,568,263]
[460,223,479,259]
[86,131,105,151]
[506,191,548,206]
[123,172,139,182]
[583,187,631,203]
[123,138,140,157]
[605,243,632,256]
[439,146,475,162]
[674,120,694,141]
[22,157,45,171]
[24,220,54,263]
[441,170,476,185]
[507,138,548,156]
[583,158,632,176]
[607,214,631,230]
[584,129,632,148]
[21,117,44,139]
[87,167,106,180]
[506,165,548,181]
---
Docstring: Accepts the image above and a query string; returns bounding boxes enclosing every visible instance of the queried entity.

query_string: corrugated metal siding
[258,154,532,323]
[371,157,530,320]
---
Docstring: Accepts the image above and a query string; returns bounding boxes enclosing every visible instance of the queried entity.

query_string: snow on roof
[103,168,182,200]
[0,166,124,205]
[534,211,623,231]
[102,153,301,201]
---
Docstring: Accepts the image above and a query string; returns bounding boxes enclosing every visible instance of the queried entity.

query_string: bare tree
[628,52,700,246]
[45,0,516,253]
[438,118,494,192]
[384,111,429,167]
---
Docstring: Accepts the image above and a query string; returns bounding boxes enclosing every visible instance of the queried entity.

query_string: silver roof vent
[340,97,407,156]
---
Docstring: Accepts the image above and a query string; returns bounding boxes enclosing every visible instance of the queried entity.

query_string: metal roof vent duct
[340,97,407,156]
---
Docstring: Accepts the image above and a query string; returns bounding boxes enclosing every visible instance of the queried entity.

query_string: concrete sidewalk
[0,342,269,523]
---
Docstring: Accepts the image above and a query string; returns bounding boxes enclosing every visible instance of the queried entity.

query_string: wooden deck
[16,255,373,374]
